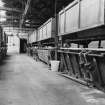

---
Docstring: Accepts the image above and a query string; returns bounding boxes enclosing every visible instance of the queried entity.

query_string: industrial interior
[0,0,105,105]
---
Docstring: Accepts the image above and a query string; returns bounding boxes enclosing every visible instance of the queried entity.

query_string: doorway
[20,39,27,53]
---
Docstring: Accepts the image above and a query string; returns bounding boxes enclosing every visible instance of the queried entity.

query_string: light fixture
[0,10,6,16]
[0,0,5,7]
[25,23,30,26]
[0,17,6,22]
[0,10,7,22]
[25,19,30,23]
[0,1,6,22]
[14,20,18,22]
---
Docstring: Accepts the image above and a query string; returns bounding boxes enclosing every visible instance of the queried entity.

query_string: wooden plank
[61,53,68,73]
[70,54,81,76]
[75,55,83,78]
[59,53,64,72]
[60,47,105,52]
[65,54,74,75]
[96,57,105,86]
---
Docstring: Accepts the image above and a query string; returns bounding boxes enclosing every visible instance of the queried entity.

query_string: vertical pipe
[78,0,81,29]
[98,40,101,48]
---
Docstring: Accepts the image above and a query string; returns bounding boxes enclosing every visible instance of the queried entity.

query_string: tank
[58,0,105,36]
[37,18,56,41]
[29,30,37,43]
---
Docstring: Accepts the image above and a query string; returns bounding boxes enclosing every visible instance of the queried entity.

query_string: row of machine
[0,26,7,61]
[28,0,105,91]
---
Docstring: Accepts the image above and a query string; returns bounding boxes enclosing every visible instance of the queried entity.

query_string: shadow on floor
[0,55,12,81]
[0,55,12,66]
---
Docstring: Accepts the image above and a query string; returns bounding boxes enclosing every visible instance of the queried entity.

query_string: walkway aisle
[0,54,105,105]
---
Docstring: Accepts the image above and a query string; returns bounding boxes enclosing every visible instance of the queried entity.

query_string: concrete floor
[0,53,105,105]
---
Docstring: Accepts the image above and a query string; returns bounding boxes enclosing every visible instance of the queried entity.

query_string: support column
[54,0,58,60]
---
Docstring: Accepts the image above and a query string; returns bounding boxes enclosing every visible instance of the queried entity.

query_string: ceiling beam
[0,21,19,27]
[0,7,22,13]
[0,15,20,20]
[3,27,34,32]
[20,0,31,27]
[1,24,19,28]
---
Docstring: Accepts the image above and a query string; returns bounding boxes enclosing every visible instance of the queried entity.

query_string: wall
[7,35,20,53]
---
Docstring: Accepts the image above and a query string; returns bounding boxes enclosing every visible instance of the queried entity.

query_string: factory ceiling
[0,0,73,29]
